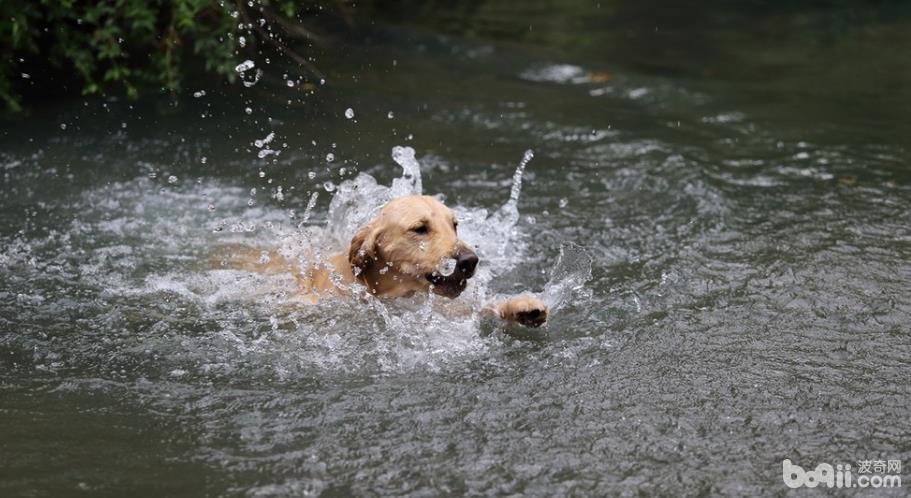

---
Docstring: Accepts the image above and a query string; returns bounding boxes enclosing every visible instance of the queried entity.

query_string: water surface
[2,2,910,496]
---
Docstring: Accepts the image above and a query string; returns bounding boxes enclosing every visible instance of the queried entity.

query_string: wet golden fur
[221,195,548,326]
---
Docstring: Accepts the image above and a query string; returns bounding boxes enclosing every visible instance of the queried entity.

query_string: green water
[1,1,910,496]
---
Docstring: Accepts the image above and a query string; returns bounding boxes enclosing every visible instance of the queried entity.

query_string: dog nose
[456,250,478,277]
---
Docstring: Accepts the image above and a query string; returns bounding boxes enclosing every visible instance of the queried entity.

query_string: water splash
[326,172,391,249]
[479,149,534,258]
[508,149,534,208]
[299,192,319,226]
[390,145,423,197]
[435,258,457,277]
[7,146,589,378]
[541,242,593,311]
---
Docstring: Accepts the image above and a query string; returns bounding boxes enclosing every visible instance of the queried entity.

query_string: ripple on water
[3,36,911,494]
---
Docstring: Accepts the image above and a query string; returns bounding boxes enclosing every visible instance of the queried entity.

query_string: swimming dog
[226,195,548,327]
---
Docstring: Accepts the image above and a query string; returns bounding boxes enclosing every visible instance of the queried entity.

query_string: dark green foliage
[0,0,311,111]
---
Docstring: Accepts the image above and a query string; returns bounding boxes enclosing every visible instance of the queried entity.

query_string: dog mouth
[425,272,469,298]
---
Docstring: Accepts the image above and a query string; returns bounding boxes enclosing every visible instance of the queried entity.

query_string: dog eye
[452,221,459,231]
[411,224,429,235]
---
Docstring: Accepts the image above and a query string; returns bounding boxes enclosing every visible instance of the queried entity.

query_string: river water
[1,2,910,496]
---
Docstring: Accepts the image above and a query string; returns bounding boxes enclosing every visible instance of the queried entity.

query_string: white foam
[520,64,589,84]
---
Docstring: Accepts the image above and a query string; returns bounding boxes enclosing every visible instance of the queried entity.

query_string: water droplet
[193,90,206,98]
[259,171,266,178]
[436,258,457,277]
[249,188,257,196]
[238,36,246,48]
[387,111,394,119]
[254,132,275,148]
[323,181,335,192]
[241,69,262,87]
[245,107,253,115]
[286,80,294,87]
[235,60,255,73]
[59,123,67,130]
[344,108,355,119]
[406,134,413,141]
[559,198,568,208]
[308,171,316,179]
[325,153,335,162]
[207,204,215,211]
[168,175,178,184]
[200,156,207,164]
[300,191,319,224]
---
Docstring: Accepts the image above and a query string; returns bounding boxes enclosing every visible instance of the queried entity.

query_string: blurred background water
[1,1,910,496]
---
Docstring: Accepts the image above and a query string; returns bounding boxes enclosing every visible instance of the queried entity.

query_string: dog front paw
[499,295,548,328]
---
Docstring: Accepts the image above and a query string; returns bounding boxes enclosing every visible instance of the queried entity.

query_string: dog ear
[348,223,380,276]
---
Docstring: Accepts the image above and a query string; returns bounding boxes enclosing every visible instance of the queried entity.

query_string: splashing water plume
[390,145,423,197]
[541,242,593,310]
[0,141,590,381]
[205,146,589,372]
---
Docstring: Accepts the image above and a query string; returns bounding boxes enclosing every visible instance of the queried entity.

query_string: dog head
[348,195,478,298]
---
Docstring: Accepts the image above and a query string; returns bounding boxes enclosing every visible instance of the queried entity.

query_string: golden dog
[225,195,548,327]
